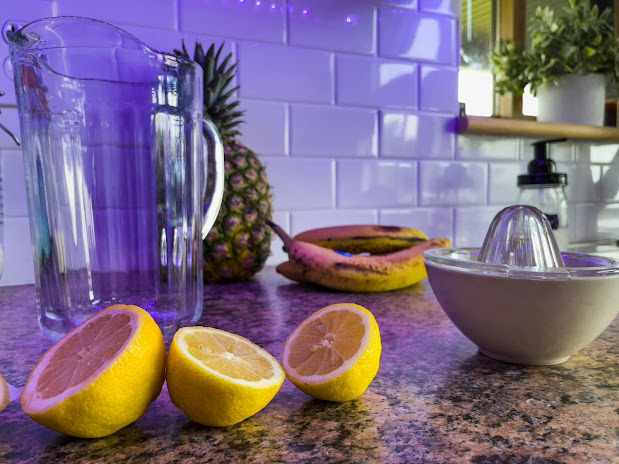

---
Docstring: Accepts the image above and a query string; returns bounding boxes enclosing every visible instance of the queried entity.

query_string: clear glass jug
[9,17,225,341]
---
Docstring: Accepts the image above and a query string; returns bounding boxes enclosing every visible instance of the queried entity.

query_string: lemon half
[20,305,166,438]
[166,327,285,427]
[282,303,382,402]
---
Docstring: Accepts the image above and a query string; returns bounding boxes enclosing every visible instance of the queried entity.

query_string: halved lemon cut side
[20,305,166,438]
[166,327,285,427]
[282,303,381,402]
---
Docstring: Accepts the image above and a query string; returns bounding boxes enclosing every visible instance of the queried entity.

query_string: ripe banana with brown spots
[269,221,451,292]
[293,224,428,255]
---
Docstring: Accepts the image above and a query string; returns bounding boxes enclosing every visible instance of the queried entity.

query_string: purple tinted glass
[10,17,223,341]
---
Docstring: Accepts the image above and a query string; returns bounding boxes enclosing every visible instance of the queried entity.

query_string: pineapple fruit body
[175,41,274,283]
[203,142,272,282]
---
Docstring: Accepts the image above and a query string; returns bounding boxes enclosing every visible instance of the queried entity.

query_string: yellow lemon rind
[20,305,166,438]
[166,327,285,427]
[282,303,382,402]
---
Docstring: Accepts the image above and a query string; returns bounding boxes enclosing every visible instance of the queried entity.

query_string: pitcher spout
[8,16,150,56]
[8,16,197,87]
[7,24,36,56]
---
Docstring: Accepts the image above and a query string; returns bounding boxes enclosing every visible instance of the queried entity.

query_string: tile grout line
[374,6,380,58]
[284,0,290,46]
[331,53,336,106]
[332,159,339,209]
[285,103,290,157]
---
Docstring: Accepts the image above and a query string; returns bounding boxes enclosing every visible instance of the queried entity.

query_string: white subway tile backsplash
[336,160,417,208]
[419,0,457,14]
[266,210,289,266]
[379,207,453,242]
[290,104,377,157]
[548,142,574,164]
[565,165,601,203]
[568,203,576,244]
[381,111,454,158]
[419,161,487,206]
[458,134,518,160]
[454,206,504,247]
[573,142,592,163]
[266,157,334,210]
[419,65,458,113]
[336,56,417,109]
[378,9,457,65]
[288,0,376,55]
[575,143,619,164]
[125,27,224,58]
[290,209,378,235]
[596,203,619,239]
[600,164,619,202]
[0,58,15,106]
[489,162,527,205]
[180,0,285,43]
[237,43,332,103]
[57,0,178,30]
[371,0,417,8]
[572,203,605,243]
[123,26,184,54]
[239,100,287,156]
[0,216,34,286]
[586,144,619,164]
[0,108,21,150]
[1,150,27,217]
[0,0,53,24]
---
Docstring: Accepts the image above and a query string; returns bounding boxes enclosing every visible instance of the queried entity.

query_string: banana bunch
[269,222,451,293]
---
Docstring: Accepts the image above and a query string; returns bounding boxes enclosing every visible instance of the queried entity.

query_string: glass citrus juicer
[424,205,619,365]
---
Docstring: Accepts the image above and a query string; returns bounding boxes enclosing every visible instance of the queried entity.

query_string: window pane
[459,0,494,116]
[459,69,494,116]
[461,0,493,69]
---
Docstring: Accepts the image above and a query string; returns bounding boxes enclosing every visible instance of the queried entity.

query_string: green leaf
[583,47,596,58]
[491,0,617,96]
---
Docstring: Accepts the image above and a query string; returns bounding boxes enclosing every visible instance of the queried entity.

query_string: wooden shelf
[457,116,619,142]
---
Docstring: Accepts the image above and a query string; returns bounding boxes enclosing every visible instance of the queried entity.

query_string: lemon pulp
[282,303,381,402]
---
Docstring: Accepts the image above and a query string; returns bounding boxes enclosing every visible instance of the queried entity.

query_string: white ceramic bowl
[424,249,619,365]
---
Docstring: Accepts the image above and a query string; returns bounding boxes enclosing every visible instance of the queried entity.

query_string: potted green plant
[491,0,619,126]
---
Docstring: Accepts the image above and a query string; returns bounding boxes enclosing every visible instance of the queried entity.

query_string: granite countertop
[0,267,617,463]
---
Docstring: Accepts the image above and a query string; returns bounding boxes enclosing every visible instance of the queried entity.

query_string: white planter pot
[536,74,606,126]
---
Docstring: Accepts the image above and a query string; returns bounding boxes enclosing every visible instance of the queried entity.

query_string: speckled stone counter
[1,267,617,463]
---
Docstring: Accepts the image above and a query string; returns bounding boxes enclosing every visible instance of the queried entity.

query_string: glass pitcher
[9,17,224,341]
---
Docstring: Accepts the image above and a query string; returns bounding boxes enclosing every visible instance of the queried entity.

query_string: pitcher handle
[201,118,225,239]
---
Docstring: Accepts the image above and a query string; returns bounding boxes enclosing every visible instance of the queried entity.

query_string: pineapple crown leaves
[174,41,245,143]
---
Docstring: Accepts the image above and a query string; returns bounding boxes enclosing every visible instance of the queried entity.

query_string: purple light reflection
[345,15,359,25]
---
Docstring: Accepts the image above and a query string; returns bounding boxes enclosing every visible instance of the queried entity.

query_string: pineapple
[175,42,273,283]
